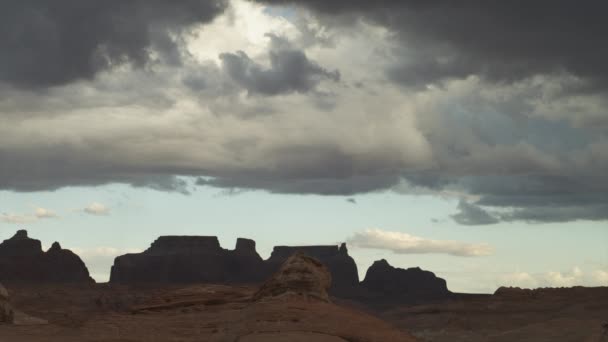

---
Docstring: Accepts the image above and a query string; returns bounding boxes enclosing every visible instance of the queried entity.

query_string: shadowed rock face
[0,283,13,323]
[361,259,450,299]
[108,235,448,303]
[0,230,93,284]
[0,230,42,257]
[266,243,359,293]
[147,236,222,254]
[110,236,266,284]
[110,237,359,294]
[235,238,257,255]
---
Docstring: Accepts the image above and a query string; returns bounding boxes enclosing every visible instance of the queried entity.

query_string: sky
[1,0,607,293]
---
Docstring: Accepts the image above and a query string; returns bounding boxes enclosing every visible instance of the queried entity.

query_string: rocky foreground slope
[382,286,608,342]
[0,283,13,323]
[0,254,417,342]
[0,282,47,326]
[0,230,93,283]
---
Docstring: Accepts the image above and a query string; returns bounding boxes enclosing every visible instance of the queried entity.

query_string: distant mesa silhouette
[0,230,452,303]
[360,259,452,302]
[110,236,359,295]
[110,235,266,285]
[109,235,452,301]
[0,230,94,284]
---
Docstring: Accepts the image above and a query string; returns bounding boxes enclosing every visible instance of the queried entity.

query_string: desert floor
[1,284,607,342]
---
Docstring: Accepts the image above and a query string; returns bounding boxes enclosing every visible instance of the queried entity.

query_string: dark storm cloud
[197,174,400,196]
[253,1,608,89]
[423,174,608,224]
[195,141,410,195]
[451,200,608,225]
[451,200,499,226]
[0,0,227,88]
[219,35,340,95]
[470,175,608,223]
[1,0,608,227]
[467,175,608,208]
[0,141,194,193]
[501,205,608,223]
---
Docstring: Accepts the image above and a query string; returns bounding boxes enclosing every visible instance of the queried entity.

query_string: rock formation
[0,230,94,283]
[230,253,417,342]
[361,259,451,300]
[109,235,452,303]
[253,253,332,303]
[110,236,266,284]
[0,283,14,324]
[110,236,359,295]
[265,243,359,293]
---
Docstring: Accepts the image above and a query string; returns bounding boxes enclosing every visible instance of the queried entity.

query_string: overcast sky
[1,0,607,293]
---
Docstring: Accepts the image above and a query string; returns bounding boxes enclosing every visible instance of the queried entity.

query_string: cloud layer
[253,1,608,89]
[501,267,608,289]
[0,0,607,224]
[347,229,493,257]
[1,207,58,224]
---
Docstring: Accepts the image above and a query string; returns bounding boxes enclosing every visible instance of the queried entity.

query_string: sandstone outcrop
[361,259,451,300]
[253,253,332,303]
[265,243,359,293]
[0,230,94,283]
[228,254,417,342]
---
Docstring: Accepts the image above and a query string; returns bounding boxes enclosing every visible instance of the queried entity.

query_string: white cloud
[0,213,36,224]
[1,207,58,224]
[84,202,110,216]
[593,270,608,284]
[34,207,58,219]
[545,267,584,287]
[500,272,540,289]
[347,228,493,257]
[501,267,607,289]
